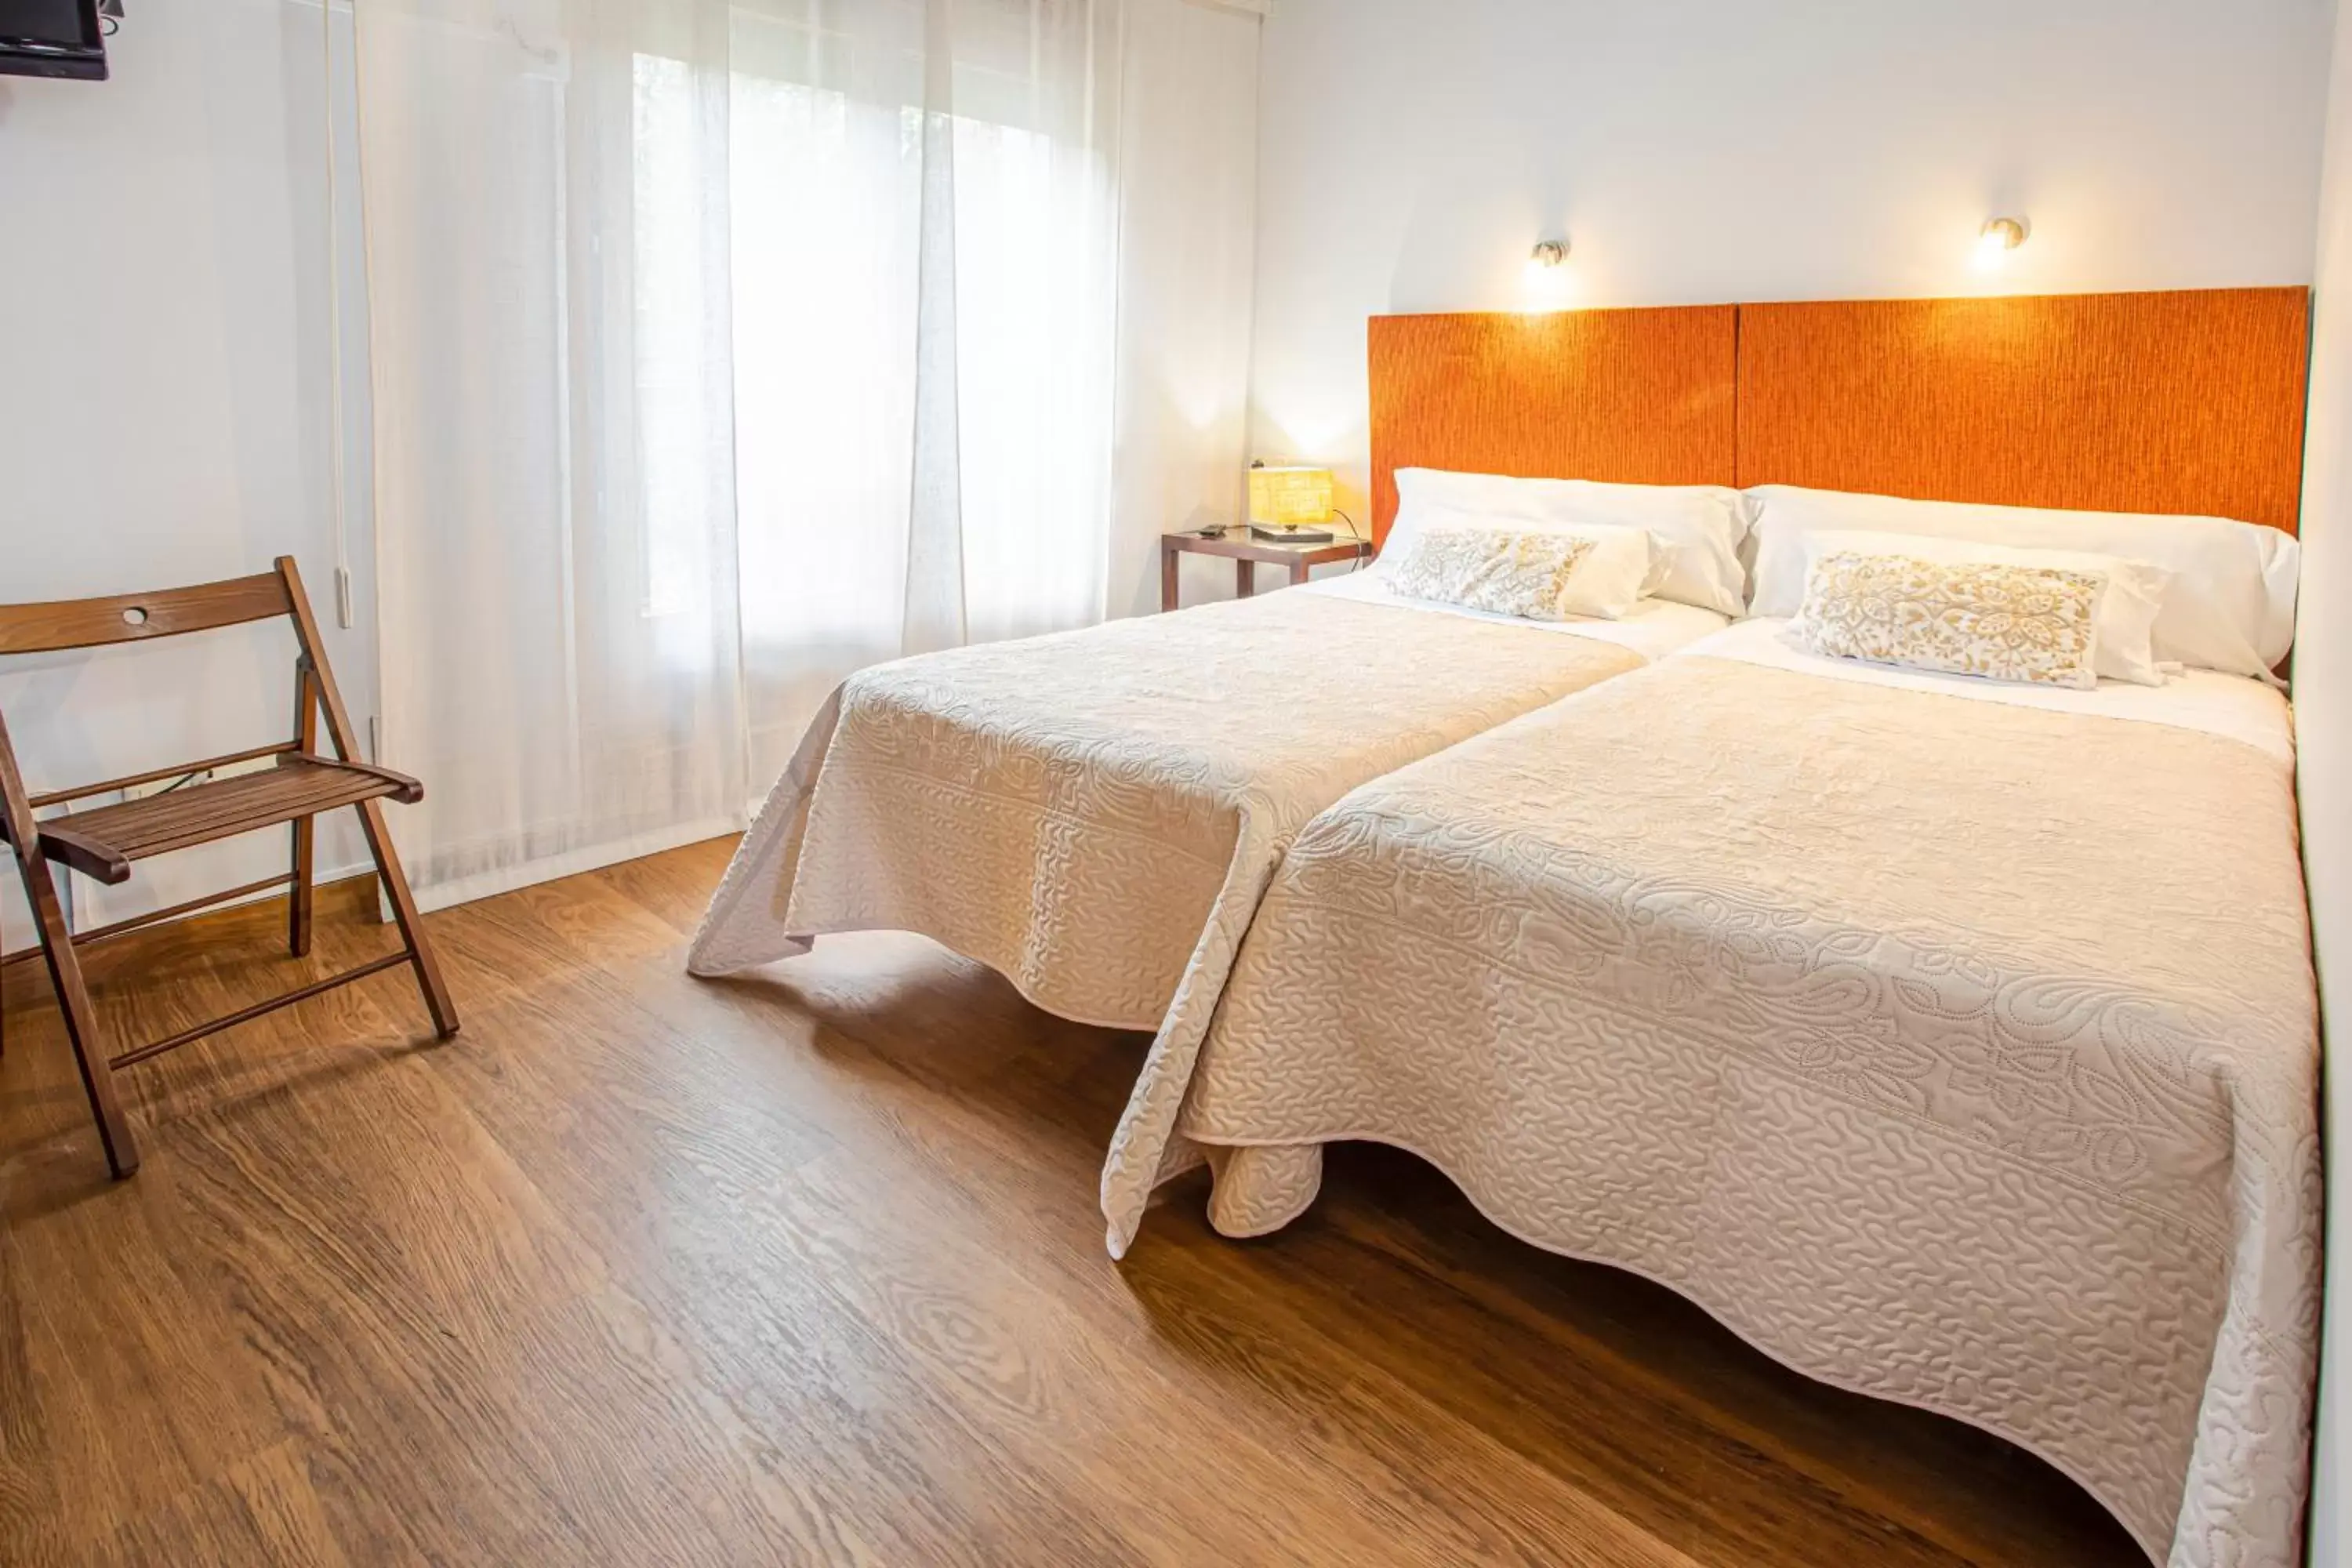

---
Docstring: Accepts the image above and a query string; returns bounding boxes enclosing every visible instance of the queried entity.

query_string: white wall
[1111,0,1265,617]
[1247,0,2336,507]
[0,0,376,950]
[2301,6,2352,1562]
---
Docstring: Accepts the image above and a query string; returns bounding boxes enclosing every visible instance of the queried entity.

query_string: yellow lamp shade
[1247,466,1334,528]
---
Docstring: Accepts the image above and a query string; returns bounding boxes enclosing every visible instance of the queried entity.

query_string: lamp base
[1248,524,1336,544]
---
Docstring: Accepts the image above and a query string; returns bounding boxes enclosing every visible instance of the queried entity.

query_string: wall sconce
[1519,238,1575,312]
[1976,216,2030,267]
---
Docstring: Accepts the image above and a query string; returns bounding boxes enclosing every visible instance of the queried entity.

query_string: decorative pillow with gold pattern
[1386,525,1602,620]
[1793,550,2107,689]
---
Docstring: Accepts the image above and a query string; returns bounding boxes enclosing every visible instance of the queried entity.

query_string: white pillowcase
[1748,485,2298,678]
[1390,468,1751,618]
[1389,513,1657,619]
[1796,529,2170,686]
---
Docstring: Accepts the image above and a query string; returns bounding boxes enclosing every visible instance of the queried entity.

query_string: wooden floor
[0,837,2146,1566]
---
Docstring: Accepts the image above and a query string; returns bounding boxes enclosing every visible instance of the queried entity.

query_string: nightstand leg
[1161,544,1179,612]
[1236,560,1254,599]
[1290,559,1312,588]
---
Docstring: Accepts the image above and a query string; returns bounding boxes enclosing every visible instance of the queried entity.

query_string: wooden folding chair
[0,557,458,1177]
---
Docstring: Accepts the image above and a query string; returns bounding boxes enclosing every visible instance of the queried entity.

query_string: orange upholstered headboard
[1737,288,2311,533]
[1367,307,1739,546]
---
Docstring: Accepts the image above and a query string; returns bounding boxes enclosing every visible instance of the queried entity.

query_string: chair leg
[352,799,458,1040]
[289,813,314,958]
[18,857,139,1177]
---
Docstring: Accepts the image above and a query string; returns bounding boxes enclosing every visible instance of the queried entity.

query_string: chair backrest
[0,557,363,817]
[0,569,294,656]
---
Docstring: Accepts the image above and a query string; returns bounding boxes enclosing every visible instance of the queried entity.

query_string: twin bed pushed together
[685,534,1725,1016]
[689,289,2321,1567]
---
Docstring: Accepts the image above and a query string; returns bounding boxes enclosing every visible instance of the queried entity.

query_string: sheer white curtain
[355,0,1139,906]
[356,0,744,907]
[726,0,1123,789]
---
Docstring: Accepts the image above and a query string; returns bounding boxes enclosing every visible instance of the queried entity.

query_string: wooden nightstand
[1160,527,1374,612]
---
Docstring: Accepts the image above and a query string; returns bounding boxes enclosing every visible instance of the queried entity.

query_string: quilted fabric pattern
[686,583,1645,1114]
[1136,656,2318,1568]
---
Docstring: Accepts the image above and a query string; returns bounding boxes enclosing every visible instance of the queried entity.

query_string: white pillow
[1748,485,2298,678]
[1388,514,1657,619]
[1797,530,2170,686]
[1390,468,1751,618]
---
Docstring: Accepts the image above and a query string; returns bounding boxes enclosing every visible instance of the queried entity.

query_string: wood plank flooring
[0,837,2146,1566]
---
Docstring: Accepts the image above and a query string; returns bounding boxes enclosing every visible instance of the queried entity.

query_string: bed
[1124,618,2312,1561]
[1098,291,2320,1568]
[686,568,1726,1010]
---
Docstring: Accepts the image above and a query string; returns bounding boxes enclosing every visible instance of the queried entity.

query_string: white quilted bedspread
[686,583,1645,1134]
[1144,655,2319,1568]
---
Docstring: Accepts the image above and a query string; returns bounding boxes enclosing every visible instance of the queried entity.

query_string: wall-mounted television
[0,0,107,82]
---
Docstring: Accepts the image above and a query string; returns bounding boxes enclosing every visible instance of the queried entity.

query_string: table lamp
[1247,463,1338,543]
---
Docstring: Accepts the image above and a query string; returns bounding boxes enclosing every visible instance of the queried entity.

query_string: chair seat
[37,755,423,886]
